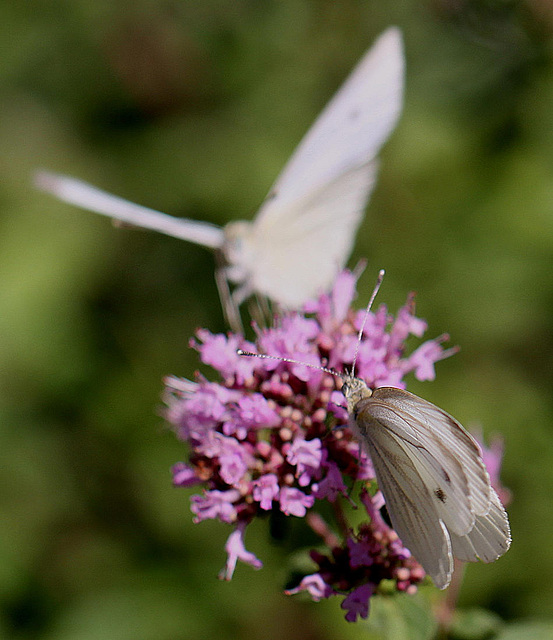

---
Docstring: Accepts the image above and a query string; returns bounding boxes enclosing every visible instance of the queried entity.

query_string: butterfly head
[223,221,254,265]
[340,375,372,413]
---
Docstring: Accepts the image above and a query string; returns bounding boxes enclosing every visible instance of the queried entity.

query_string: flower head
[165,269,455,620]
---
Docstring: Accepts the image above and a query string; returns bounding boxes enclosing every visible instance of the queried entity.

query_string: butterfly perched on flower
[239,270,511,590]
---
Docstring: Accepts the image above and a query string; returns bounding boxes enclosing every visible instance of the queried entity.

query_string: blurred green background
[1,1,553,638]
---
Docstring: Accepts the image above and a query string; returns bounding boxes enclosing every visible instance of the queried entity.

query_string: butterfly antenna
[237,350,342,379]
[351,269,385,378]
[239,269,385,381]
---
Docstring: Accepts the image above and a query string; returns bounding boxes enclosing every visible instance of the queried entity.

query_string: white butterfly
[341,379,511,589]
[240,270,511,589]
[35,28,404,330]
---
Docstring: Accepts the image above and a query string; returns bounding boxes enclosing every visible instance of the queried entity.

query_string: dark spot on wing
[442,469,451,483]
[349,109,360,121]
[435,488,447,503]
[379,503,392,528]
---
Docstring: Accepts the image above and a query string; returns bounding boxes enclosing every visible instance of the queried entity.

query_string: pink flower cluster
[164,270,458,621]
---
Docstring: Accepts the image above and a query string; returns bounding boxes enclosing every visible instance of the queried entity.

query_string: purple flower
[172,463,202,487]
[341,583,374,622]
[313,461,348,502]
[252,474,279,510]
[286,436,323,486]
[312,268,359,330]
[258,316,323,383]
[387,293,427,352]
[473,429,511,506]
[347,537,375,568]
[328,390,348,421]
[224,393,280,439]
[190,489,240,524]
[219,521,262,580]
[355,449,375,481]
[279,487,315,517]
[165,268,459,620]
[218,439,249,486]
[285,573,334,601]
[170,383,240,440]
[193,331,258,384]
[403,336,458,381]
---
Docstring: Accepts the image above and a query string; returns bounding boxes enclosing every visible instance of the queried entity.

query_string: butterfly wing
[353,387,510,588]
[449,487,511,563]
[34,171,225,249]
[360,421,454,589]
[245,28,404,306]
[256,27,404,214]
[240,162,377,306]
[371,388,500,517]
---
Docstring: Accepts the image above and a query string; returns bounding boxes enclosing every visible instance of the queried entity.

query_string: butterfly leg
[214,251,244,334]
[247,294,273,329]
[257,294,273,324]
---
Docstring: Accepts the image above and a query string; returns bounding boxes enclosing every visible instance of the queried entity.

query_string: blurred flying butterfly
[35,28,404,332]
[239,270,511,589]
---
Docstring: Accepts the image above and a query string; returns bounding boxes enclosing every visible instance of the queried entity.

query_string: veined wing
[449,487,511,563]
[255,27,404,219]
[371,388,492,517]
[363,423,453,589]
[360,388,510,581]
[246,162,377,306]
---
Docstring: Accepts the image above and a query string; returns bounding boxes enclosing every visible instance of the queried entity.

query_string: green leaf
[495,620,553,640]
[448,607,503,639]
[364,593,437,640]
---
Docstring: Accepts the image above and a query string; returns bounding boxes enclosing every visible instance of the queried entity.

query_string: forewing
[371,388,492,518]
[362,424,453,589]
[246,28,403,306]
[364,391,476,536]
[248,162,377,306]
[35,171,225,249]
[256,27,404,217]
